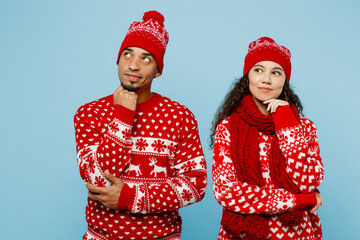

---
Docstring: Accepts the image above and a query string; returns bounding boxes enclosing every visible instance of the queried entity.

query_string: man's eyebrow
[124,48,133,52]
[142,52,153,57]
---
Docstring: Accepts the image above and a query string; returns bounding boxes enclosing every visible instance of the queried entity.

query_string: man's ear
[154,72,161,78]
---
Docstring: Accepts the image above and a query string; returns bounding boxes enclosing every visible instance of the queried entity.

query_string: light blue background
[1,0,359,239]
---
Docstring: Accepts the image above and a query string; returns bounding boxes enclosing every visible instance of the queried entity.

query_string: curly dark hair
[209,75,303,148]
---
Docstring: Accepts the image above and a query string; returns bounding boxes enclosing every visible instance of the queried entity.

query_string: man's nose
[129,57,140,71]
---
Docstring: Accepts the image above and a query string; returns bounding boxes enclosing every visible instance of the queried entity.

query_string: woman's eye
[273,71,281,75]
[255,68,262,73]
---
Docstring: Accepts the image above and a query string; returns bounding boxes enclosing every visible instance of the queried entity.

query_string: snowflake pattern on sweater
[74,93,207,240]
[212,105,324,240]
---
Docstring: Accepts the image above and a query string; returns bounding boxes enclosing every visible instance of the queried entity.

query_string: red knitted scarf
[221,95,304,239]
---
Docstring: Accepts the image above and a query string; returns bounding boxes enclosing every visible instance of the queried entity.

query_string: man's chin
[121,83,141,92]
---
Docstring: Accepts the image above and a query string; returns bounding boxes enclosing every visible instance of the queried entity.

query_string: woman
[211,37,324,240]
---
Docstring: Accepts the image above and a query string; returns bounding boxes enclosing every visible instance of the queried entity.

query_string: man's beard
[121,82,141,92]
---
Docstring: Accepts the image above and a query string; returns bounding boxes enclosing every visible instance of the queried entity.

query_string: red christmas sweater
[74,93,207,240]
[212,105,324,240]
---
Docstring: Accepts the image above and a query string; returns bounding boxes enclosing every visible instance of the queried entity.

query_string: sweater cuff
[113,104,136,125]
[293,192,317,211]
[272,105,300,130]
[117,183,136,210]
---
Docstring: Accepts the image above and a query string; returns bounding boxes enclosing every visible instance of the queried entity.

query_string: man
[74,10,207,240]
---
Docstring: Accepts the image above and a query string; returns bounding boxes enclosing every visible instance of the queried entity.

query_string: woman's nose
[262,73,271,84]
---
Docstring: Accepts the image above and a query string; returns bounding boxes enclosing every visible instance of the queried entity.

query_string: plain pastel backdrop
[1,0,359,239]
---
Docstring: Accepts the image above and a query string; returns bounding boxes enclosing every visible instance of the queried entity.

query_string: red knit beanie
[116,10,169,74]
[243,37,292,81]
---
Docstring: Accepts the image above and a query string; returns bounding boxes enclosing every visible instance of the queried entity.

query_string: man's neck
[136,90,153,104]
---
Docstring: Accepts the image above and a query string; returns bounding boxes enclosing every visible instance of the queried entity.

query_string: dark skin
[85,171,124,209]
[85,47,160,209]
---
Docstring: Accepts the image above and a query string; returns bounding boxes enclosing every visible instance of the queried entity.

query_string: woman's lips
[259,87,272,92]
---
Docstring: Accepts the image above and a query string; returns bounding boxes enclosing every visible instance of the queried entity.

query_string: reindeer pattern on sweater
[74,93,207,240]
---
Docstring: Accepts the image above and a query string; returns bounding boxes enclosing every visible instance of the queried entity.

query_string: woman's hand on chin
[263,99,289,113]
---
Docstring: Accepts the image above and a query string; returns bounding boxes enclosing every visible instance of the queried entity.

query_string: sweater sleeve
[117,112,207,214]
[212,119,317,215]
[272,105,324,193]
[74,103,136,187]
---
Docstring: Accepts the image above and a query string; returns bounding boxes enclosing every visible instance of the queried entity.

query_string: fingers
[85,182,107,195]
[265,100,278,113]
[104,170,118,184]
[310,204,320,213]
[85,181,106,203]
[88,190,104,202]
[113,86,122,94]
[113,86,138,110]
[114,86,137,96]
[263,99,289,113]
[311,192,324,213]
[84,172,123,210]
[311,201,322,213]
[319,194,324,207]
[86,182,109,205]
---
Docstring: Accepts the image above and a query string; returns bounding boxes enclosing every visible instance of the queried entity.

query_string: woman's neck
[252,95,270,115]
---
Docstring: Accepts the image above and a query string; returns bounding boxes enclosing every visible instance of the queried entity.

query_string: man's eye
[124,52,131,57]
[143,57,150,63]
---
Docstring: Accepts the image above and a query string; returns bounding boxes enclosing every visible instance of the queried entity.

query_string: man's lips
[125,73,142,81]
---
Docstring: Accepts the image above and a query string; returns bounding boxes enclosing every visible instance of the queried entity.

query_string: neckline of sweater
[136,92,162,112]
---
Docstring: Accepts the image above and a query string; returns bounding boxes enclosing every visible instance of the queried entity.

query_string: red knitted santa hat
[243,37,292,81]
[116,10,169,74]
